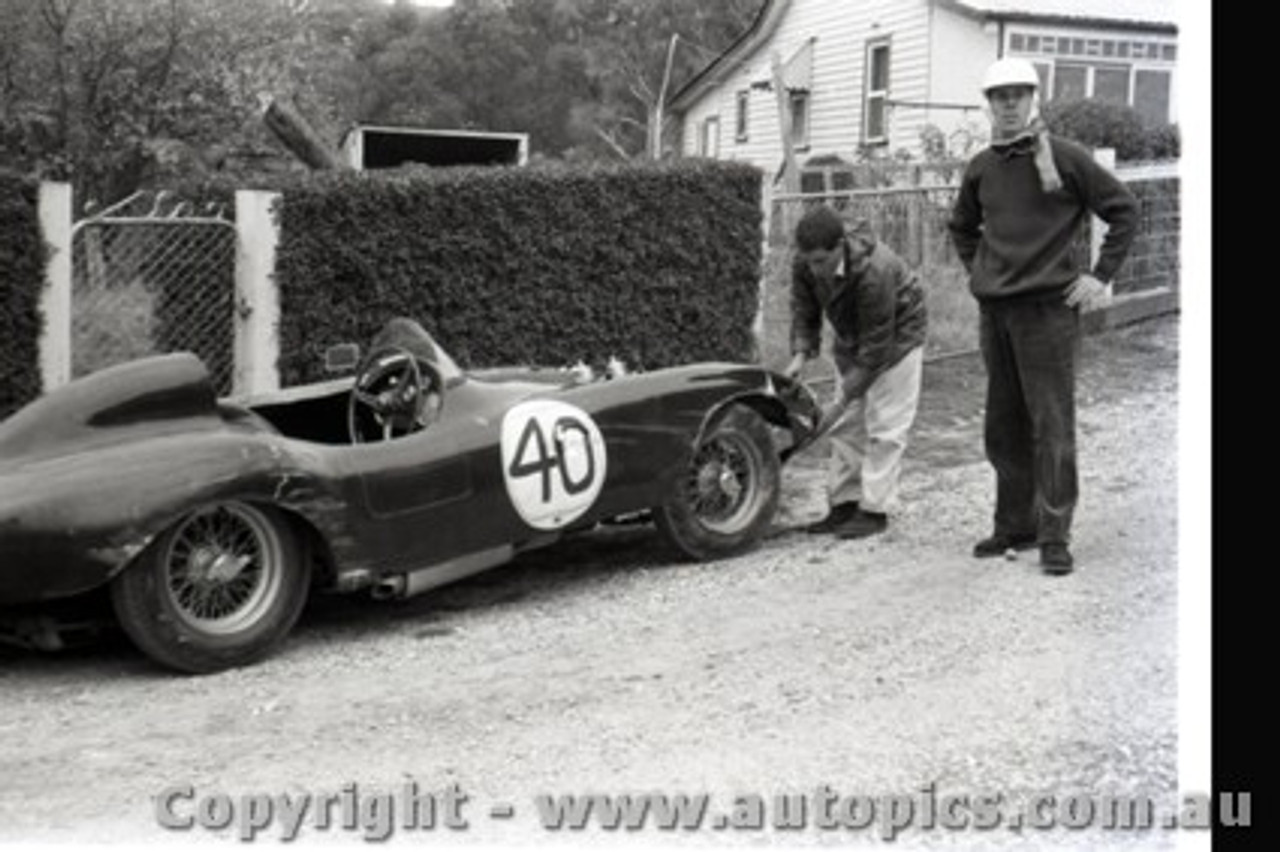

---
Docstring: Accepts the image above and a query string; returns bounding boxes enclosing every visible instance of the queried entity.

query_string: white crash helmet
[981,57,1040,93]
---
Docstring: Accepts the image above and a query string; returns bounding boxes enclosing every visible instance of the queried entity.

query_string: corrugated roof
[949,0,1177,28]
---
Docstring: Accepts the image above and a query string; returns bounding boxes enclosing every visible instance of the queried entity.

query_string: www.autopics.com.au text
[152,782,1251,841]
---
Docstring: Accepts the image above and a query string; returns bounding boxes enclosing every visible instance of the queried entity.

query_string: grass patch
[71,279,157,378]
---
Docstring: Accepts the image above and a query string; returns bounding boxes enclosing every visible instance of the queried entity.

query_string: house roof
[944,0,1177,29]
[668,0,792,114]
[668,0,1177,114]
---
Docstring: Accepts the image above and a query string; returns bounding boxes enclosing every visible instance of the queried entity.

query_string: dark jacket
[948,134,1139,301]
[790,238,927,400]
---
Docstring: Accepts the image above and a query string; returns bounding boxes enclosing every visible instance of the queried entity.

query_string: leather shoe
[1040,543,1074,575]
[805,501,859,534]
[835,510,888,540]
[973,532,1037,558]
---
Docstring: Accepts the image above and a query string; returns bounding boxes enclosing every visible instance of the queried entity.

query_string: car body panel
[1,328,819,608]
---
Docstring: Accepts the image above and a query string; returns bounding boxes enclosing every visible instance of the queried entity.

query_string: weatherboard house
[667,0,1178,180]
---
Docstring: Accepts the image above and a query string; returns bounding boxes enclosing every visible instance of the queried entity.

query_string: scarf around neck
[990,115,1063,193]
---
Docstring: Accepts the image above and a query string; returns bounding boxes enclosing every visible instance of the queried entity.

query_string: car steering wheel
[348,346,443,443]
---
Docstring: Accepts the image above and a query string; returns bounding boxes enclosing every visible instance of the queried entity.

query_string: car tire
[110,501,310,674]
[655,405,781,560]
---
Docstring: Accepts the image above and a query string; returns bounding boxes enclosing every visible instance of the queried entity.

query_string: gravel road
[0,315,1183,850]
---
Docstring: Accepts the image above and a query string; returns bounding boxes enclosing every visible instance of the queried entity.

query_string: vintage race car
[0,318,820,673]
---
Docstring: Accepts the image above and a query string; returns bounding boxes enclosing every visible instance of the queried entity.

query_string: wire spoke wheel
[685,433,758,533]
[161,503,284,634]
[655,406,781,560]
[110,500,310,673]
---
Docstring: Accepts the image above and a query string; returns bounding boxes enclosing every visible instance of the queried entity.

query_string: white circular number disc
[501,400,608,530]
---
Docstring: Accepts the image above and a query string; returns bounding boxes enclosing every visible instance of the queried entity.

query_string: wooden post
[754,176,774,362]
[38,182,73,391]
[771,52,801,246]
[234,190,282,395]
[650,34,680,160]
[771,52,800,195]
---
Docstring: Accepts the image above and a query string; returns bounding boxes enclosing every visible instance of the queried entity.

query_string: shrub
[1042,99,1178,161]
[272,160,764,386]
[1144,123,1181,160]
[0,170,46,419]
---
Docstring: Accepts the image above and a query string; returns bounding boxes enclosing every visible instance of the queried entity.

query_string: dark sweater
[948,135,1139,301]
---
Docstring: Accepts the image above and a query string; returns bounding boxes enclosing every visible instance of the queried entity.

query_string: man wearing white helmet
[948,56,1139,575]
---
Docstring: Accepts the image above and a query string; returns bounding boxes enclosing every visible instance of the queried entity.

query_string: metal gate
[71,192,237,394]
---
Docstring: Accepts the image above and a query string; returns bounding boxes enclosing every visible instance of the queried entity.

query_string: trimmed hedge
[0,171,45,419]
[273,160,763,386]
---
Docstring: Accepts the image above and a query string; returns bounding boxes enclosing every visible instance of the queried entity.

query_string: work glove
[1064,273,1113,313]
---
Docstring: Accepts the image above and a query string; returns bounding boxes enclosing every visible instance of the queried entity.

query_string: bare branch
[39,0,74,35]
[592,125,633,162]
[627,79,654,107]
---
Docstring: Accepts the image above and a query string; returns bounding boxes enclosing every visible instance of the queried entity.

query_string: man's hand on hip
[1064,273,1113,312]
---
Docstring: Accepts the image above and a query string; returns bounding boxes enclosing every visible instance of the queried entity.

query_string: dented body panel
[1,343,819,608]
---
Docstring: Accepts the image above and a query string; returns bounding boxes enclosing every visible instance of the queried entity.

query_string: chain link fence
[759,184,979,380]
[71,199,236,394]
[758,167,1178,379]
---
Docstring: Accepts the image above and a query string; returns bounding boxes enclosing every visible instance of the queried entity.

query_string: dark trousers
[979,297,1081,544]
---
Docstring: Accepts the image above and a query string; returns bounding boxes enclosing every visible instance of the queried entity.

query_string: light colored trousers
[827,345,924,514]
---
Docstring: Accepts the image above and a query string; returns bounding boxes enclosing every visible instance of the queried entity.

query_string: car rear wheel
[110,501,310,674]
[655,406,781,560]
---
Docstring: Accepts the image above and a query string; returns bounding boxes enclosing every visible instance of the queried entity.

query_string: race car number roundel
[500,400,608,530]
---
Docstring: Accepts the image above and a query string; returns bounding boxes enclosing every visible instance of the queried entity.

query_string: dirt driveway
[0,315,1183,849]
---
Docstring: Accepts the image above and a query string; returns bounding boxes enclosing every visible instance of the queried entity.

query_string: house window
[1009,28,1176,123]
[799,170,826,194]
[1134,69,1172,126]
[735,91,749,142]
[863,39,891,145]
[1093,66,1131,106]
[1053,63,1088,101]
[700,116,720,157]
[789,91,810,149]
[1032,62,1051,92]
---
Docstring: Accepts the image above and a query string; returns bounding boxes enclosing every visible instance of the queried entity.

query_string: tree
[339,0,762,162]
[1,0,384,203]
[555,0,763,160]
[0,0,767,196]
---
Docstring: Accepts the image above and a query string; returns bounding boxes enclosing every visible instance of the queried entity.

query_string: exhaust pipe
[370,576,407,601]
[368,545,516,601]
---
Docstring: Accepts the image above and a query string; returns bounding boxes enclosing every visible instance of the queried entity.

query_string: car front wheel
[655,405,781,560]
[110,501,310,674]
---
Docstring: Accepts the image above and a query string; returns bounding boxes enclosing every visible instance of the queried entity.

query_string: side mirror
[324,343,361,374]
